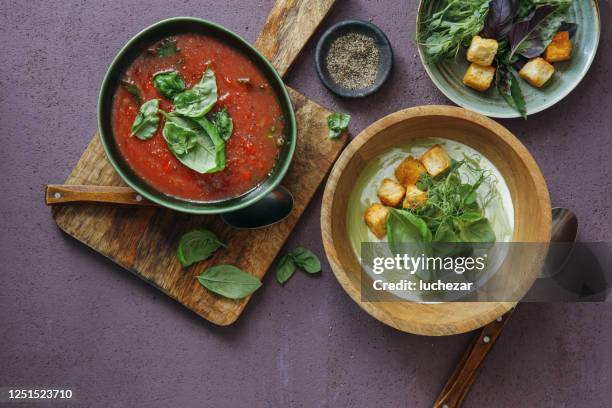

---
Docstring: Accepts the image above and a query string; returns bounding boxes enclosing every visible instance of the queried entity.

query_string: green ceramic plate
[98,17,296,214]
[416,1,600,118]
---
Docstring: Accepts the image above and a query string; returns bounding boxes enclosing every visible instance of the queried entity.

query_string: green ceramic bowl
[98,17,296,214]
[416,1,600,118]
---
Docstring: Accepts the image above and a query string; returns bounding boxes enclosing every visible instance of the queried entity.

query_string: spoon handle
[433,309,515,408]
[45,184,157,207]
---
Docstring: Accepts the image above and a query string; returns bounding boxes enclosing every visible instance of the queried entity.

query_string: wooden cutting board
[51,0,342,325]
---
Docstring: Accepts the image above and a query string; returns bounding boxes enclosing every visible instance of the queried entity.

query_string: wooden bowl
[321,106,551,336]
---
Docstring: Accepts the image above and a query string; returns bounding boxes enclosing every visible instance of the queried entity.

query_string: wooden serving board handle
[46,185,156,207]
[433,309,515,408]
[255,0,337,77]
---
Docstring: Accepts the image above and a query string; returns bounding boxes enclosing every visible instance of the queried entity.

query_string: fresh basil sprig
[128,67,232,173]
[174,67,217,118]
[197,265,262,299]
[153,70,186,99]
[210,108,233,141]
[327,112,351,139]
[177,229,225,268]
[130,99,160,140]
[276,247,321,285]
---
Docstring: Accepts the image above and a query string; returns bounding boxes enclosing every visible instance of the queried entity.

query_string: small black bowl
[315,20,392,98]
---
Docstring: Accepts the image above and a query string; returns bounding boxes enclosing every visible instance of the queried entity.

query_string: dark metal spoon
[540,207,579,278]
[433,207,578,408]
[220,185,294,229]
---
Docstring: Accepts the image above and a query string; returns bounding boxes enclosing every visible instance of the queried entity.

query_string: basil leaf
[482,0,521,39]
[162,113,225,173]
[121,79,141,105]
[163,121,198,155]
[177,229,225,267]
[290,247,321,273]
[327,112,351,139]
[276,255,296,284]
[460,211,484,223]
[197,265,262,299]
[434,220,459,242]
[509,73,526,118]
[193,116,226,172]
[130,99,160,140]
[174,67,218,118]
[193,67,218,99]
[458,218,496,243]
[153,70,186,99]
[276,247,322,285]
[387,209,433,244]
[173,90,210,118]
[157,37,178,57]
[496,64,527,119]
[210,108,233,141]
[508,3,570,59]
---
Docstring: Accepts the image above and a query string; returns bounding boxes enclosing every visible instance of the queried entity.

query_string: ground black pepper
[326,32,380,90]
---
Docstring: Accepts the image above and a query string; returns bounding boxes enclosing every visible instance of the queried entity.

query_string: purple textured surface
[1,1,611,407]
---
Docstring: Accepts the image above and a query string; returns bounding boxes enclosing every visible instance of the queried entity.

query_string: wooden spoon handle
[45,184,158,207]
[433,309,515,408]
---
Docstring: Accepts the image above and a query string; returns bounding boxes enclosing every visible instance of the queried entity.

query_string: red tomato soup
[111,33,285,201]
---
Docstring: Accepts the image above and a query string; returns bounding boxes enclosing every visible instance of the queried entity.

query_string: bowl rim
[415,0,601,118]
[97,16,297,214]
[320,105,552,336]
[314,19,393,98]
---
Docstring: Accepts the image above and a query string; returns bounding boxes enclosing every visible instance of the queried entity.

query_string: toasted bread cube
[463,63,496,92]
[544,31,572,63]
[519,57,555,88]
[466,36,499,66]
[403,185,427,209]
[421,144,451,177]
[364,204,389,238]
[395,156,427,186]
[377,178,406,207]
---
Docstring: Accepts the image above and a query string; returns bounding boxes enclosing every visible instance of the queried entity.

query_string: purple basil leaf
[508,5,557,58]
[482,0,520,39]
[558,21,578,38]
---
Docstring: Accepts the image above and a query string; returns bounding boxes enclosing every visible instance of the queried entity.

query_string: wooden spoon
[45,184,295,230]
[433,208,578,408]
[433,309,514,408]
[45,184,155,206]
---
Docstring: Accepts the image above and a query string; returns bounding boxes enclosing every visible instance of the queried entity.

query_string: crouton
[519,57,555,88]
[466,36,499,66]
[395,156,427,186]
[463,63,496,92]
[364,204,389,239]
[403,185,427,209]
[544,31,572,63]
[421,144,451,177]
[377,178,406,207]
